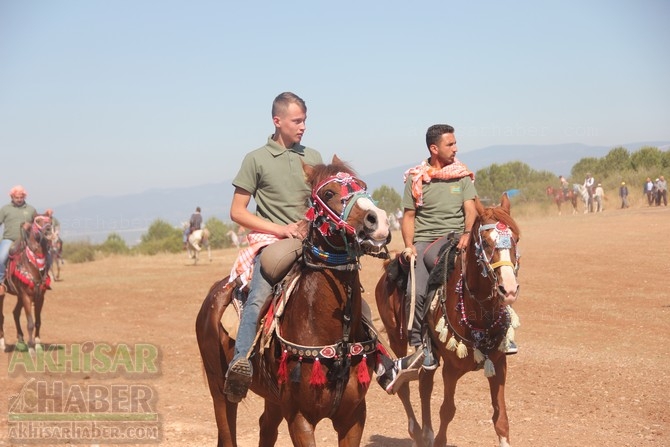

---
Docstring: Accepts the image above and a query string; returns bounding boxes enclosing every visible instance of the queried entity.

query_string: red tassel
[318,221,330,236]
[277,350,289,384]
[357,354,370,389]
[309,358,327,387]
[376,342,389,358]
[305,207,316,221]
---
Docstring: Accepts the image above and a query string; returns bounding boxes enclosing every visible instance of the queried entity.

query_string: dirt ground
[1,204,668,447]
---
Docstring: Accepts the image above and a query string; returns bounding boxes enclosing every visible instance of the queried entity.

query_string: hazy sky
[1,0,669,210]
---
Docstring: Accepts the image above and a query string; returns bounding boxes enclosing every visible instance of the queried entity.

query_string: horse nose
[498,284,519,305]
[364,211,377,231]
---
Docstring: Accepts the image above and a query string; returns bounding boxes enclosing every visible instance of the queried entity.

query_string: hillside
[52,141,669,244]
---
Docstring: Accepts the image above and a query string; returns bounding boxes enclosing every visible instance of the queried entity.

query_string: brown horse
[546,185,578,215]
[196,156,391,446]
[375,194,521,447]
[0,215,53,354]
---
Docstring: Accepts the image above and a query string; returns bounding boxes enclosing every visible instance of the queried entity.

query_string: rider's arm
[230,187,300,239]
[457,199,477,251]
[400,208,416,258]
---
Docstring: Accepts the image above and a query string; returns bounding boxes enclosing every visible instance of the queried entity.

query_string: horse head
[470,194,521,306]
[29,215,53,260]
[303,155,391,259]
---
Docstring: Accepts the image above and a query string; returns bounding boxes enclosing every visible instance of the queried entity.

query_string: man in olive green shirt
[0,185,37,295]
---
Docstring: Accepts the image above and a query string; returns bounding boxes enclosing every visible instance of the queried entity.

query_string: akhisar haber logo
[8,378,161,443]
[8,342,160,376]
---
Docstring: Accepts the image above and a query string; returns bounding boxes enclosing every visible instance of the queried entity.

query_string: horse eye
[323,190,335,201]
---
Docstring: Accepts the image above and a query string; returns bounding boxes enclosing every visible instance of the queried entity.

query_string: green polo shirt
[402,174,477,243]
[0,202,37,241]
[233,137,323,226]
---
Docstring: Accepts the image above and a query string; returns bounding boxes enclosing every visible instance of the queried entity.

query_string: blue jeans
[0,239,13,283]
[232,255,273,366]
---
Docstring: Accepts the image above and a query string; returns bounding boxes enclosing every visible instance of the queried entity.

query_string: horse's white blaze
[355,197,390,241]
[498,249,518,305]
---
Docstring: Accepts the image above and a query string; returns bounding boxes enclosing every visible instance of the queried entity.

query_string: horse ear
[500,193,511,213]
[332,154,342,165]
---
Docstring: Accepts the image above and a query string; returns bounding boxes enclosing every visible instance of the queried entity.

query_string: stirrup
[224,359,253,403]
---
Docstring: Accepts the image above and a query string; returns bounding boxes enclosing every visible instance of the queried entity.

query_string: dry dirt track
[1,205,668,447]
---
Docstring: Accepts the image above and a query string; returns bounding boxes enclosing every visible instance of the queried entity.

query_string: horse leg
[332,399,366,447]
[12,295,27,352]
[488,363,511,447]
[418,368,437,447]
[34,292,44,352]
[204,369,237,447]
[433,366,466,447]
[0,293,5,352]
[258,401,283,447]
[287,413,316,447]
[396,381,422,445]
[19,292,36,354]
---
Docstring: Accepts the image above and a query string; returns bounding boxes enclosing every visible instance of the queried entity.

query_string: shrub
[62,240,96,263]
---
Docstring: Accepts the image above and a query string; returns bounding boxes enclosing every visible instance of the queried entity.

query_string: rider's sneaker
[378,349,424,395]
[224,359,253,403]
[422,345,438,371]
[505,340,518,355]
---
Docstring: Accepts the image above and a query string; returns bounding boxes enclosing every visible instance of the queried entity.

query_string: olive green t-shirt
[233,137,323,226]
[402,174,477,243]
[0,202,37,241]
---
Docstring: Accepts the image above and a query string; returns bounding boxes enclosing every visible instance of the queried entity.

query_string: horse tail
[195,277,234,395]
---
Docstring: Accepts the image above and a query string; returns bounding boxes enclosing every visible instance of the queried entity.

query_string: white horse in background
[187,228,211,264]
[226,229,248,249]
[573,184,591,213]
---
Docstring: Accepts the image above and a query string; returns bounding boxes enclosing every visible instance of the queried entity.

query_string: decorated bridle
[462,218,520,303]
[304,172,382,267]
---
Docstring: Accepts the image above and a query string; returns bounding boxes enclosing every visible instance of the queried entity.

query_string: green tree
[371,185,401,215]
[601,147,631,173]
[205,217,237,249]
[571,157,600,182]
[99,233,130,255]
[631,146,663,171]
[136,219,182,254]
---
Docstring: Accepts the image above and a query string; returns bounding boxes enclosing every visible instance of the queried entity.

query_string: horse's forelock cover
[306,160,357,188]
[483,206,520,238]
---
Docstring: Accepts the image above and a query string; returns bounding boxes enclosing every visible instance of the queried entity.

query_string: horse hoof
[0,338,5,353]
[16,341,28,352]
[29,347,36,356]
[35,343,43,353]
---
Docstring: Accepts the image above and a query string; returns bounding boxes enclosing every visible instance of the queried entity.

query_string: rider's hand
[401,247,415,262]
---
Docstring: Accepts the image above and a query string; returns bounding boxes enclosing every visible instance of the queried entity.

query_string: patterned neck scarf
[403,158,474,207]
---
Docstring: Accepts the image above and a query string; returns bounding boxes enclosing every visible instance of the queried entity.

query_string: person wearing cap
[594,183,605,212]
[619,181,629,209]
[583,173,596,212]
[0,185,37,296]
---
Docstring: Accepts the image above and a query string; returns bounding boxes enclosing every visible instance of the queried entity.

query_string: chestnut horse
[0,215,53,354]
[546,185,578,215]
[196,157,391,446]
[375,194,521,447]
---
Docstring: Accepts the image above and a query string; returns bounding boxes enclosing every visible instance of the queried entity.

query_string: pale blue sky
[1,0,669,209]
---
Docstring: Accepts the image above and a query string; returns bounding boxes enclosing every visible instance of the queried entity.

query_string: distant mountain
[55,141,669,245]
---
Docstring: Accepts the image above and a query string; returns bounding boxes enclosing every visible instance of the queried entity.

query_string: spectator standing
[644,177,654,206]
[584,173,595,212]
[656,176,667,206]
[594,183,605,212]
[619,182,629,209]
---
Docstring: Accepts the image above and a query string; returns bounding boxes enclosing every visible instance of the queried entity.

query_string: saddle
[221,238,304,340]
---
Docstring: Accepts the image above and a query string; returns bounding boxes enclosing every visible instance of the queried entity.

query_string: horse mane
[305,159,358,188]
[480,205,521,238]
